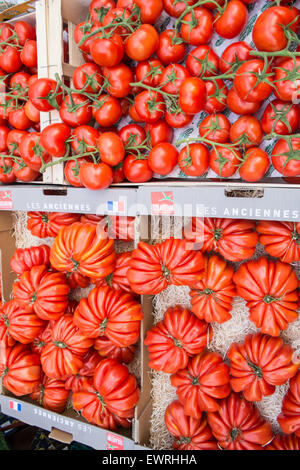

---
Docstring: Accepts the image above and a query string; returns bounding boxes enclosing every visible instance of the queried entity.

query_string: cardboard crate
[0,209,153,450]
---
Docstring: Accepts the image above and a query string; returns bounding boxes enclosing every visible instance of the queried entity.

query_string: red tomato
[10,71,31,95]
[125,24,159,61]
[227,87,262,115]
[20,40,37,68]
[64,157,91,187]
[156,29,186,64]
[112,162,125,183]
[28,78,62,112]
[40,123,71,157]
[162,0,196,18]
[0,157,16,183]
[165,110,193,129]
[71,125,99,154]
[234,59,273,103]
[89,0,116,21]
[0,46,22,73]
[134,90,165,123]
[102,7,132,36]
[90,34,124,67]
[148,142,178,175]
[145,121,173,146]
[59,94,92,127]
[118,123,146,151]
[0,125,9,151]
[136,58,164,87]
[210,146,241,177]
[74,20,102,54]
[79,162,113,189]
[219,41,253,75]
[215,0,248,39]
[98,132,125,166]
[180,8,214,45]
[199,114,231,144]
[24,100,40,123]
[7,129,27,156]
[178,143,209,177]
[186,45,219,78]
[19,132,51,171]
[123,154,153,182]
[14,20,36,45]
[274,57,300,102]
[13,160,39,182]
[73,62,103,94]
[159,63,190,95]
[8,107,33,131]
[102,63,133,98]
[230,116,263,149]
[204,79,228,114]
[134,0,163,23]
[93,94,122,127]
[179,77,206,115]
[271,138,300,177]
[239,147,270,182]
[262,100,300,135]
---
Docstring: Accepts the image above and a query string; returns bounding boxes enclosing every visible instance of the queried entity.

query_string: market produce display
[0,0,300,186]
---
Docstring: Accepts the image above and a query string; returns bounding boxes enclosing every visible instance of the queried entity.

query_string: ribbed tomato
[0,300,45,345]
[31,322,53,355]
[266,433,300,450]
[27,212,81,238]
[40,315,93,378]
[278,372,300,437]
[10,245,50,275]
[207,393,273,450]
[80,214,135,241]
[63,350,101,393]
[12,265,70,321]
[233,257,299,337]
[228,333,299,402]
[144,306,212,374]
[92,252,133,294]
[257,221,300,263]
[185,217,258,262]
[94,336,136,364]
[66,271,90,290]
[127,238,205,295]
[165,400,218,450]
[30,374,70,413]
[72,379,133,430]
[0,343,41,396]
[189,254,236,324]
[171,351,230,418]
[73,285,143,347]
[50,222,116,280]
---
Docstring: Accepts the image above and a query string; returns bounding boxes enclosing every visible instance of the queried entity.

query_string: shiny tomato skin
[79,162,114,190]
[20,40,37,68]
[180,8,214,45]
[239,147,270,182]
[89,0,116,22]
[93,94,122,127]
[0,158,16,183]
[125,24,159,61]
[19,132,51,172]
[219,41,253,75]
[162,0,196,18]
[271,139,300,177]
[136,59,164,87]
[102,63,133,98]
[118,124,146,150]
[145,121,173,146]
[178,143,209,177]
[71,125,100,154]
[227,87,262,115]
[135,0,163,23]
[215,0,248,39]
[74,20,102,54]
[229,116,263,149]
[148,142,178,175]
[165,110,193,129]
[156,29,186,64]
[28,78,62,112]
[261,100,300,135]
[90,34,124,67]
[40,123,71,158]
[0,125,9,151]
[64,157,91,187]
[204,79,228,114]
[98,132,125,166]
[0,46,22,73]
[134,90,165,123]
[59,94,92,127]
[159,64,190,95]
[7,129,28,156]
[210,146,241,177]
[234,59,273,103]
[8,107,33,131]
[13,160,39,182]
[199,114,231,144]
[274,57,300,102]
[186,45,219,78]
[179,77,206,115]
[123,154,153,183]
[14,20,36,45]
[24,100,40,123]
[73,62,103,94]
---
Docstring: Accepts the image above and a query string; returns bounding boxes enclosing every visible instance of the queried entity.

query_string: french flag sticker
[9,401,22,412]
[107,199,126,214]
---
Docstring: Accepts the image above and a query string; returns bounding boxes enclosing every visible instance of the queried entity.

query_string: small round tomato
[123,154,153,183]
[179,77,206,115]
[92,94,122,127]
[239,148,270,182]
[156,29,186,65]
[148,142,178,175]
[135,0,163,23]
[261,100,300,135]
[227,87,262,115]
[20,40,37,68]
[230,116,263,149]
[0,46,22,73]
[89,0,116,22]
[73,62,103,94]
[10,72,31,95]
[24,100,40,123]
[274,57,300,102]
[199,114,231,144]
[40,123,71,157]
[7,129,28,156]
[136,59,164,87]
[125,24,159,61]
[159,64,190,95]
[13,160,39,182]
[180,7,213,45]
[79,162,113,190]
[14,20,36,45]
[8,107,33,131]
[210,145,241,177]
[90,33,124,67]
[64,157,91,187]
[28,78,62,112]
[204,79,228,114]
[98,132,125,166]
[234,59,273,103]
[71,125,100,154]
[219,41,253,75]
[165,110,193,129]
[0,157,16,183]
[178,143,209,177]
[102,63,133,98]
[186,45,219,78]
[145,121,173,146]
[59,94,92,127]
[118,124,146,151]
[19,132,51,172]
[134,90,165,123]
[271,139,300,177]
[0,22,14,43]
[215,0,248,39]
[162,0,196,18]
[0,126,10,152]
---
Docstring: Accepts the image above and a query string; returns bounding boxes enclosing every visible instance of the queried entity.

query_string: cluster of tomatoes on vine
[0,0,300,188]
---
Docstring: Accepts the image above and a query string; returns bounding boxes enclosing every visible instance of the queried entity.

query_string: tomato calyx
[53,341,68,349]
[2,366,9,377]
[95,391,106,413]
[291,228,300,245]
[161,263,171,280]
[71,257,80,272]
[92,6,110,23]
[213,228,223,242]
[167,334,183,348]
[263,294,282,304]
[99,317,108,334]
[39,385,45,405]
[197,287,215,297]
[176,436,192,445]
[30,292,37,304]
[230,427,241,442]
[41,214,49,224]
[246,357,263,379]
[3,314,9,329]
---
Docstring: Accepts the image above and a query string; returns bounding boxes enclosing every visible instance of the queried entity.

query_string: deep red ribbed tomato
[92,252,133,294]
[233,257,299,337]
[207,393,273,450]
[27,212,81,238]
[189,254,236,324]
[165,400,218,450]
[266,434,300,450]
[257,221,300,263]
[94,337,136,364]
[171,351,230,418]
[63,350,101,393]
[228,333,299,402]
[30,374,70,413]
[277,372,300,437]
[31,322,53,355]
[12,265,70,322]
[127,238,205,295]
[144,306,212,374]
[10,245,50,275]
[0,300,45,345]
[74,285,143,347]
